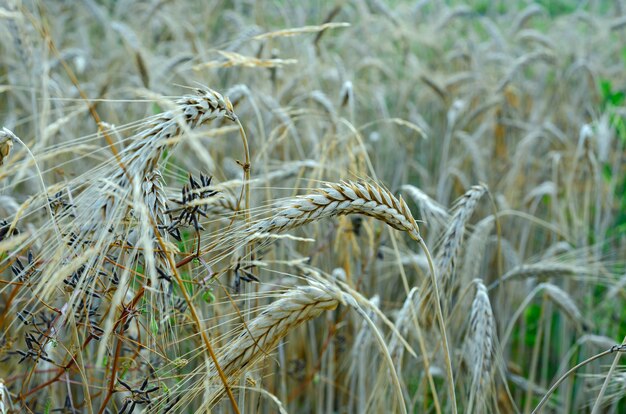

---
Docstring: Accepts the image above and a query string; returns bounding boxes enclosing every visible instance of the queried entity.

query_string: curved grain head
[155,284,339,412]
[250,180,420,240]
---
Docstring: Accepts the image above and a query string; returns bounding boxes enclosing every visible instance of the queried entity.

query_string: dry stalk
[349,294,381,414]
[533,343,626,414]
[501,283,588,350]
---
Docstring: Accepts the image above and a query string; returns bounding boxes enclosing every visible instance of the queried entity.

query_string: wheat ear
[250,180,420,240]
[102,89,235,220]
[420,185,486,304]
[539,283,589,330]
[466,280,496,413]
[437,184,488,286]
[34,89,235,298]
[490,262,586,289]
[163,285,339,411]
[419,184,487,327]
[461,216,495,282]
[415,185,487,414]
[141,170,168,229]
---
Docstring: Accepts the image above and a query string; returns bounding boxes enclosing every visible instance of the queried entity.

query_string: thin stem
[590,337,626,414]
[235,116,252,410]
[97,287,145,414]
[8,134,60,241]
[418,237,458,414]
[532,344,626,414]
[152,222,241,414]
[351,299,408,414]
[236,118,251,224]
[391,233,441,414]
[409,299,443,414]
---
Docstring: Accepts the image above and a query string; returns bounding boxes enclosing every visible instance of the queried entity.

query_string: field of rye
[1,1,626,413]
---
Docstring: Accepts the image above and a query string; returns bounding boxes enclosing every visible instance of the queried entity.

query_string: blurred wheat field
[1,1,625,413]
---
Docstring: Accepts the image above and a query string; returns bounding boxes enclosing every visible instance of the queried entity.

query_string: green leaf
[600,79,612,101]
[202,289,215,303]
[523,304,541,347]
[612,91,625,106]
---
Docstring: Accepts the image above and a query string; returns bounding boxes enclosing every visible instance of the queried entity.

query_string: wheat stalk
[349,295,380,414]
[410,185,488,413]
[511,4,544,33]
[502,282,589,350]
[221,285,338,373]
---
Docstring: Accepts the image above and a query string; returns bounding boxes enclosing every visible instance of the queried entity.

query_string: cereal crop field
[1,1,625,413]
